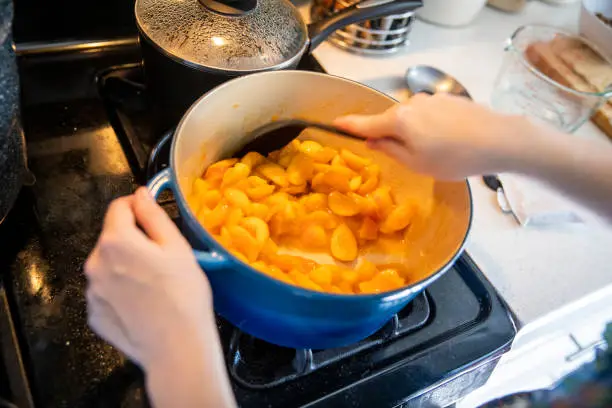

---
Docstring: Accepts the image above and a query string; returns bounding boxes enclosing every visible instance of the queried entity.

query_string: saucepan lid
[135,0,308,73]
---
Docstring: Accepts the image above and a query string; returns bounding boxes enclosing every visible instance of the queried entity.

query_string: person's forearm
[501,120,612,221]
[145,313,236,408]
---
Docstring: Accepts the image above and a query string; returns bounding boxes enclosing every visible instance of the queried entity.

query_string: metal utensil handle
[307,0,423,50]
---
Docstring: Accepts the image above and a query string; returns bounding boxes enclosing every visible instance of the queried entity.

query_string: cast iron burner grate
[228,293,429,389]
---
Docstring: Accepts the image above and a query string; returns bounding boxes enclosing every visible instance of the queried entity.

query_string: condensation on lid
[135,0,308,72]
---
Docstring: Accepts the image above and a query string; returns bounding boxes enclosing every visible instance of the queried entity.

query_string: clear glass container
[490,25,612,132]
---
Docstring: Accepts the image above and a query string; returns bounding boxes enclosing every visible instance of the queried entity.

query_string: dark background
[13,0,137,43]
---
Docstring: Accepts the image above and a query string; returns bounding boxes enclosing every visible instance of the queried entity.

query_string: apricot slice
[320,168,352,193]
[358,280,382,294]
[305,210,339,229]
[193,178,211,196]
[259,238,279,261]
[247,175,268,186]
[250,261,270,274]
[223,188,250,210]
[278,140,301,168]
[328,191,360,216]
[201,189,222,210]
[254,261,294,285]
[201,200,230,230]
[314,147,338,164]
[255,162,288,187]
[265,191,292,207]
[313,163,332,174]
[286,153,315,185]
[349,175,362,192]
[277,153,294,169]
[311,173,333,194]
[270,269,294,285]
[301,224,328,248]
[219,226,232,247]
[358,217,378,240]
[380,203,414,234]
[378,268,405,286]
[330,153,344,166]
[362,164,380,179]
[357,176,378,195]
[341,149,371,171]
[338,281,355,294]
[304,146,336,164]
[240,152,265,169]
[309,265,334,286]
[371,186,394,219]
[204,158,238,182]
[356,259,377,281]
[340,269,360,285]
[288,270,323,292]
[225,207,244,227]
[229,249,249,265]
[240,217,270,246]
[357,164,380,195]
[245,202,270,221]
[346,192,378,219]
[269,204,298,236]
[227,225,259,262]
[362,269,405,293]
[299,140,323,156]
[299,193,328,212]
[330,224,358,262]
[188,195,202,215]
[245,184,275,201]
[281,183,308,195]
[271,255,317,274]
[221,163,250,189]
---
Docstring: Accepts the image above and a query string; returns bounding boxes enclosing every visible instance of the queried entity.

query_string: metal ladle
[404,65,518,221]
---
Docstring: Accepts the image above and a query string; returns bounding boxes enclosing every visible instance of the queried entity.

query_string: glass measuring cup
[490,25,612,132]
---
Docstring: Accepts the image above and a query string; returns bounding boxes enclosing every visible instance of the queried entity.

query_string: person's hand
[334,93,533,180]
[85,187,213,370]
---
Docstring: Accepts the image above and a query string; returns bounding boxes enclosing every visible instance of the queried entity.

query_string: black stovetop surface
[0,43,516,408]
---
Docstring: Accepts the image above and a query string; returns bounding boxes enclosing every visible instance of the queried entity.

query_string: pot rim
[170,70,474,301]
[134,1,309,74]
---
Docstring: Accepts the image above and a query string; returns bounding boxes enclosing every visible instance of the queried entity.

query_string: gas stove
[0,39,516,408]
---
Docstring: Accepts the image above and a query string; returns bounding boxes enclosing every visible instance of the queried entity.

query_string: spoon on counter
[233,119,363,158]
[404,65,472,99]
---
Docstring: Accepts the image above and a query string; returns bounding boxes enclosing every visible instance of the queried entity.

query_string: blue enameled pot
[148,71,472,349]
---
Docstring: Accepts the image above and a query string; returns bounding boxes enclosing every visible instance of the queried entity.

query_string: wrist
[143,312,236,408]
[489,116,548,174]
[142,306,216,372]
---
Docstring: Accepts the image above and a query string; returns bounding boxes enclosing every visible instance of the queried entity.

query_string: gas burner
[97,62,154,183]
[228,292,429,389]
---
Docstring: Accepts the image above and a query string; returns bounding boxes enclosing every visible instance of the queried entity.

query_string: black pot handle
[307,0,423,51]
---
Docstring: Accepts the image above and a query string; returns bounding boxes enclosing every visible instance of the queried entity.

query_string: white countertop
[301,1,612,327]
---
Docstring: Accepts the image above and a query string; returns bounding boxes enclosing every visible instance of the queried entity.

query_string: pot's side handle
[307,0,423,51]
[146,168,230,272]
[147,167,173,198]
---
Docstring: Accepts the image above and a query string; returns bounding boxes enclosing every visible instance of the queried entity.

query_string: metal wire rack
[311,0,416,54]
